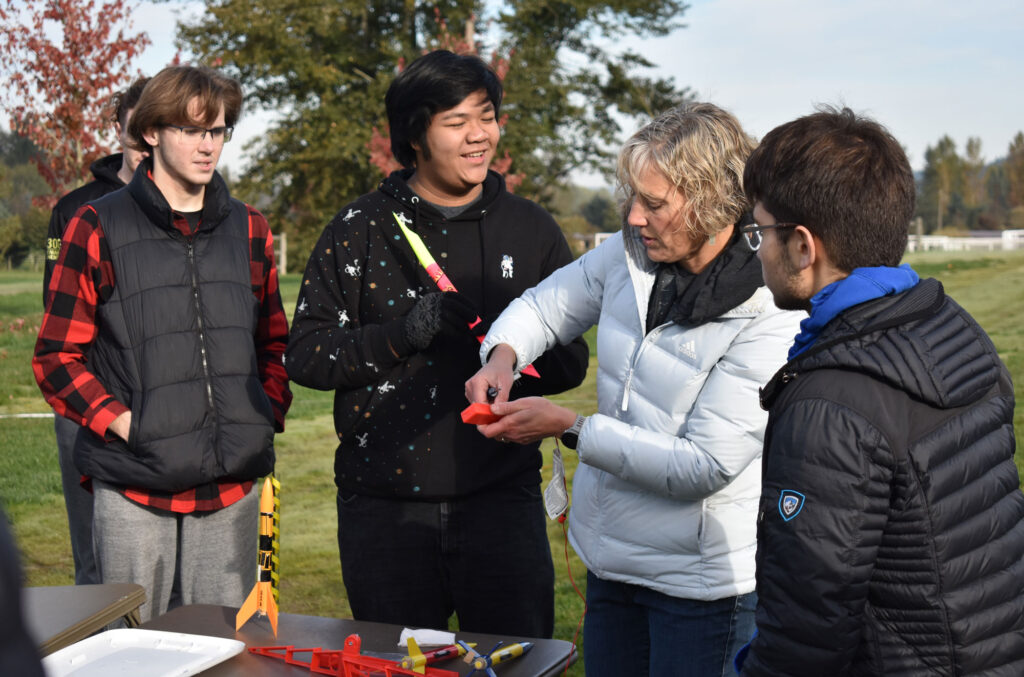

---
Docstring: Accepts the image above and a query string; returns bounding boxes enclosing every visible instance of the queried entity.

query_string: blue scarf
[788,264,920,359]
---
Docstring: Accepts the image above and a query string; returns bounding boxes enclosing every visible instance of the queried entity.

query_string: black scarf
[645,221,764,332]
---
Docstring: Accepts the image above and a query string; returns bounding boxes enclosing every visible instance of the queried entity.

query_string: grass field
[2,250,1022,671]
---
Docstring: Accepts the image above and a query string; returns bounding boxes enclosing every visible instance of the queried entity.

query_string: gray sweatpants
[92,480,258,623]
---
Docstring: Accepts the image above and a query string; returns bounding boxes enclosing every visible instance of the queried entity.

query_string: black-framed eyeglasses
[740,223,799,251]
[166,124,234,145]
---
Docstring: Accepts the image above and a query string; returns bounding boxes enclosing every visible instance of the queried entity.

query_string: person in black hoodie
[735,106,1024,675]
[285,50,589,638]
[45,77,150,302]
[43,75,149,586]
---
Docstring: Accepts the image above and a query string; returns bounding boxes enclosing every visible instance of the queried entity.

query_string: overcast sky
[134,0,1024,182]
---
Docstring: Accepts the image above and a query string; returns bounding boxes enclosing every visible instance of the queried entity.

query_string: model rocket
[400,637,474,673]
[392,211,540,378]
[457,640,534,677]
[236,477,280,635]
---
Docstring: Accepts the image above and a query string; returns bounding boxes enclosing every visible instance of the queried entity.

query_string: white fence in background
[577,230,1024,254]
[907,230,1024,253]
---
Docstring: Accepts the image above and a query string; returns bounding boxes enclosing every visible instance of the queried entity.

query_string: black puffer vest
[74,164,275,492]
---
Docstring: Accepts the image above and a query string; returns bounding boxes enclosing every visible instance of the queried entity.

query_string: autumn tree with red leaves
[0,0,149,207]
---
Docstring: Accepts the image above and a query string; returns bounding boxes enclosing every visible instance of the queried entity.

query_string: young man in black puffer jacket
[735,106,1024,676]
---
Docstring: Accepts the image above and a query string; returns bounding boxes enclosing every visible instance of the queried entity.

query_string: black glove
[382,292,479,358]
[470,314,491,338]
[438,292,481,341]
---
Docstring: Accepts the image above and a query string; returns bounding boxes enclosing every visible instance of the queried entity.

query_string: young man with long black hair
[286,50,588,637]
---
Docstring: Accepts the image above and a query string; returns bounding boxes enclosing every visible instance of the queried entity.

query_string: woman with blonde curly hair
[466,102,804,676]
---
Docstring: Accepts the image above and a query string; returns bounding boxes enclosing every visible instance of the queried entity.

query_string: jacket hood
[378,168,505,223]
[761,277,1002,410]
[89,153,125,188]
[126,157,233,233]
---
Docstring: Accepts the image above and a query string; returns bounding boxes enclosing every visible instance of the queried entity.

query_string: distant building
[1004,230,1024,249]
[571,231,617,254]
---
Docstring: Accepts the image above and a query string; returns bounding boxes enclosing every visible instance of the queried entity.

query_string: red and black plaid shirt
[33,197,292,513]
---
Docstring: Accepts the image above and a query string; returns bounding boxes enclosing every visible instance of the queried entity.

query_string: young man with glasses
[34,65,292,622]
[734,106,1024,674]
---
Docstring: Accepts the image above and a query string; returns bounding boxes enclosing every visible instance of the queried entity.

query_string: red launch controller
[461,403,503,425]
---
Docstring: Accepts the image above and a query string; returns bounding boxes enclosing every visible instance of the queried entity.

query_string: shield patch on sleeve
[778,490,805,522]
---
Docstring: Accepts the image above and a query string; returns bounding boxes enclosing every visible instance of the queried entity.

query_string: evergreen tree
[175,0,690,256]
[1006,132,1024,208]
[919,135,966,232]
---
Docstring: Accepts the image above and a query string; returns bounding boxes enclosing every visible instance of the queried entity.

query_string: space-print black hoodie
[286,169,589,500]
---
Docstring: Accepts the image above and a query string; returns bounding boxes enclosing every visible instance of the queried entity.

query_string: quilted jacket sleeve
[480,232,617,368]
[579,304,798,500]
[740,396,895,675]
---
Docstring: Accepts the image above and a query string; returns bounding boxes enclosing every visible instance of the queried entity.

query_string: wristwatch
[560,414,586,450]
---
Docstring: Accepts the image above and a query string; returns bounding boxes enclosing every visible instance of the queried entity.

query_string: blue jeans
[583,572,756,677]
[337,483,554,637]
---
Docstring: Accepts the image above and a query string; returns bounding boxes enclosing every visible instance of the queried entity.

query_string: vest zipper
[187,241,216,413]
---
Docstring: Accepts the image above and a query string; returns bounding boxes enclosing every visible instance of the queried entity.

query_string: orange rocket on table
[236,477,279,635]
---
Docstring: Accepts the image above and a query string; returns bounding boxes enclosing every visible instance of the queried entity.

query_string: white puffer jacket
[481,230,804,600]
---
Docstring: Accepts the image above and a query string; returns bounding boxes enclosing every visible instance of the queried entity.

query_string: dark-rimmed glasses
[166,124,234,145]
[740,223,799,251]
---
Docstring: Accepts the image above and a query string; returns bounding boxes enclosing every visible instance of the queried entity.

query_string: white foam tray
[43,628,245,677]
